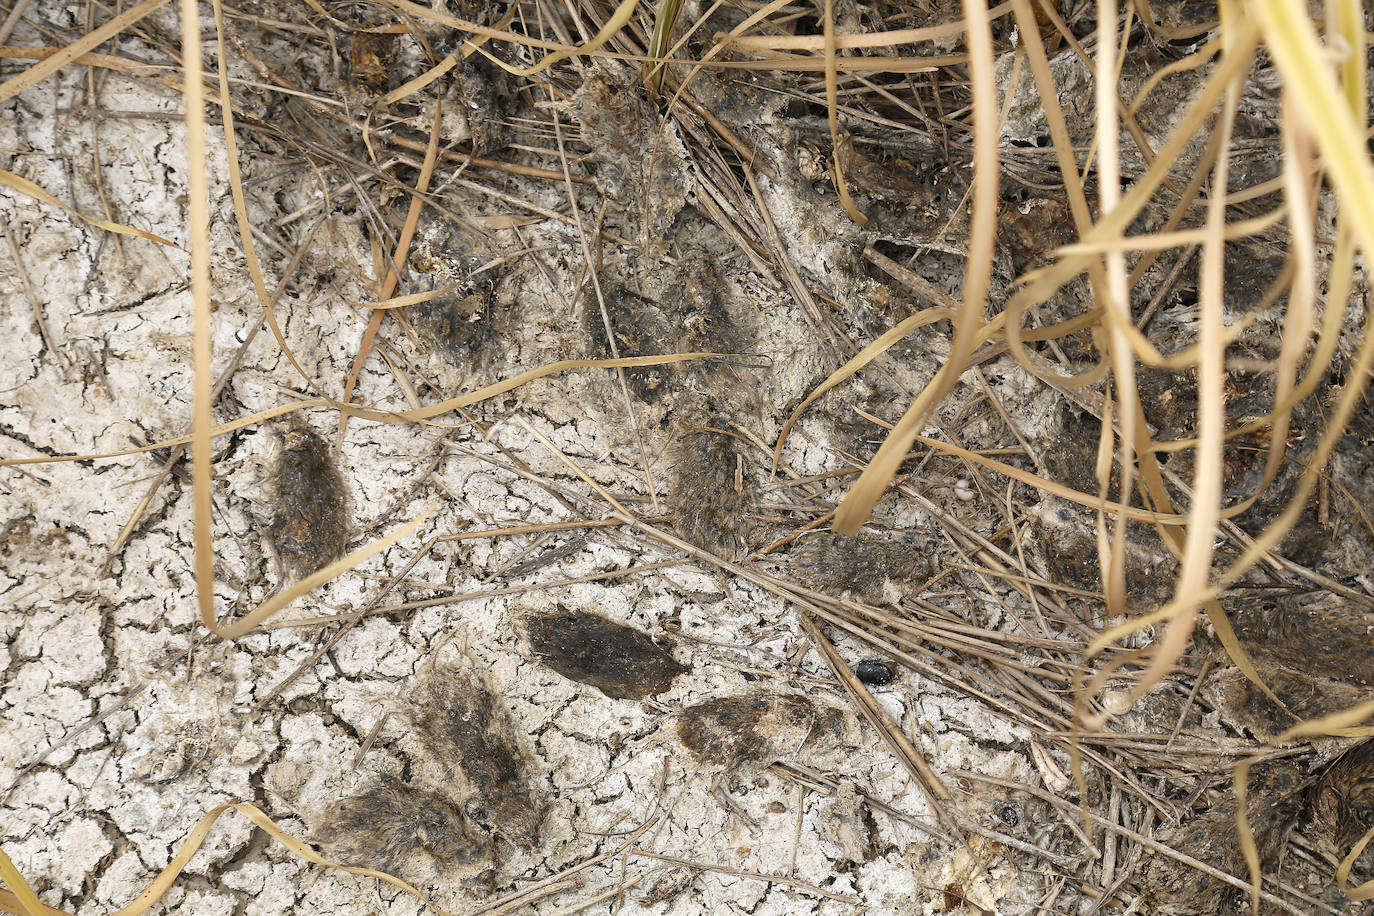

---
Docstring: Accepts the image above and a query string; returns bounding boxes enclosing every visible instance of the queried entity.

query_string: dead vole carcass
[788,530,931,604]
[314,782,491,885]
[581,277,679,403]
[659,253,747,405]
[525,608,688,701]
[667,421,756,560]
[677,693,855,776]
[1212,593,1374,744]
[833,131,942,216]
[1141,761,1306,915]
[407,216,502,367]
[406,662,548,849]
[268,424,348,582]
[583,253,748,408]
[1032,498,1178,606]
[574,64,691,255]
[1306,739,1374,888]
[1181,595,1374,908]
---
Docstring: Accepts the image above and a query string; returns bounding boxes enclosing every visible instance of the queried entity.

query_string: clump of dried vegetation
[3,0,1374,913]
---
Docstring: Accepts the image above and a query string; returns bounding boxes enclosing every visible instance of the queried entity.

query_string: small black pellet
[854,659,895,686]
[999,805,1020,828]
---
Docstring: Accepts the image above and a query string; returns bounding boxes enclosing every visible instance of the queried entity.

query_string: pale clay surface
[0,22,1056,916]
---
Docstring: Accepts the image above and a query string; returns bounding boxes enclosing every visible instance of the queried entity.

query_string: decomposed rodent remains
[677,693,852,775]
[525,608,688,700]
[315,781,491,884]
[581,278,678,403]
[789,531,930,604]
[407,216,500,366]
[1141,762,1305,915]
[668,421,756,560]
[269,424,348,581]
[408,663,547,848]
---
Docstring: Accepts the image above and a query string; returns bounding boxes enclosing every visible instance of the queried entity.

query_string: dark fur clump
[668,423,756,560]
[1213,593,1374,743]
[526,609,688,700]
[582,279,680,402]
[677,694,848,774]
[315,782,490,882]
[790,531,930,604]
[408,666,547,848]
[1141,763,1305,915]
[270,425,348,581]
[1307,740,1374,875]
[665,255,742,377]
[408,217,499,365]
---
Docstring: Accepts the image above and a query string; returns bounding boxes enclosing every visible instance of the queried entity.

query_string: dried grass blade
[999,16,1261,378]
[1257,0,1374,266]
[218,505,434,641]
[1055,209,1285,254]
[0,401,327,468]
[458,0,639,76]
[337,104,443,441]
[1127,36,1221,114]
[354,282,463,311]
[0,169,174,244]
[1092,0,1138,623]
[832,0,997,534]
[0,0,169,104]
[180,0,216,635]
[1337,823,1374,900]
[801,617,955,816]
[1264,100,1317,487]
[0,44,167,78]
[823,0,866,226]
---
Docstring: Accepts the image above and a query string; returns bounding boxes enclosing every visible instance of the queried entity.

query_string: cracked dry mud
[0,52,1017,916]
[4,2,1374,915]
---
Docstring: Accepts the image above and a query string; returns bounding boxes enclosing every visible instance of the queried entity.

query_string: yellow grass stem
[179,0,216,635]
[0,0,169,104]
[823,0,867,227]
[832,0,997,534]
[0,354,727,468]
